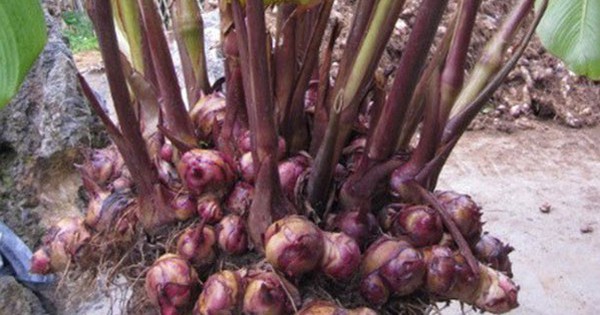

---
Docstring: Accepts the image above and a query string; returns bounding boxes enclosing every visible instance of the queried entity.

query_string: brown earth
[333,0,600,130]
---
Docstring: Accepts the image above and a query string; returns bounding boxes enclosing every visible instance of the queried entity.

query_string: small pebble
[580,224,594,234]
[509,105,522,118]
[565,113,583,128]
[580,107,592,116]
[516,117,535,130]
[539,203,551,214]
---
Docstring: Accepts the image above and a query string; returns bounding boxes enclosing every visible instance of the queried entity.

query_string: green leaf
[0,0,48,108]
[537,0,600,79]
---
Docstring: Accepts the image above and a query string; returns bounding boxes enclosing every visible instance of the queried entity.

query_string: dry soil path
[439,124,600,315]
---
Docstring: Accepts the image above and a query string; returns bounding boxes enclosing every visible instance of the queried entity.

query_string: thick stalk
[449,0,535,118]
[437,0,481,131]
[395,18,455,151]
[219,46,247,156]
[310,21,340,156]
[401,66,443,178]
[231,0,256,161]
[340,69,440,212]
[274,4,297,125]
[172,0,211,106]
[295,4,318,63]
[308,0,405,205]
[111,0,144,75]
[307,94,343,210]
[137,0,197,149]
[86,1,171,232]
[309,0,376,153]
[428,0,546,188]
[282,0,334,153]
[367,0,449,161]
[218,2,248,155]
[241,0,294,248]
[243,0,279,164]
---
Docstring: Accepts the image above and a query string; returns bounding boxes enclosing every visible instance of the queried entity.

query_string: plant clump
[31,0,548,313]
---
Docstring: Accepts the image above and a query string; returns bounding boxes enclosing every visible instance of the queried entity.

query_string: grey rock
[202,9,225,84]
[0,12,102,247]
[0,276,47,315]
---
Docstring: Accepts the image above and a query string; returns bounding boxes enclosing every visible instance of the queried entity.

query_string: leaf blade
[537,0,600,79]
[0,0,48,108]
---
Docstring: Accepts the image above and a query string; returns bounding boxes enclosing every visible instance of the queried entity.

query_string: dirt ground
[438,122,600,314]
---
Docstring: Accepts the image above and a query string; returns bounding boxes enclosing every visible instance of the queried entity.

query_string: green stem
[172,0,212,106]
[340,0,405,112]
[309,0,405,206]
[307,93,343,211]
[310,20,340,156]
[111,0,145,75]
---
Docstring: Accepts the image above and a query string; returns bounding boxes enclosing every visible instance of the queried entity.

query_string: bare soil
[438,122,600,314]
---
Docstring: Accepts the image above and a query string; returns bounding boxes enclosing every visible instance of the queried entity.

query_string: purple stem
[240,0,294,247]
[437,0,481,130]
[367,0,449,161]
[78,74,124,148]
[137,0,197,148]
[396,17,456,151]
[310,20,340,156]
[86,1,171,232]
[241,0,280,164]
[282,0,334,153]
[426,0,545,188]
[231,1,258,166]
[274,4,297,126]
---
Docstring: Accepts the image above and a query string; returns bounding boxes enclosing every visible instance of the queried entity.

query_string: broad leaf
[537,0,600,79]
[0,0,48,108]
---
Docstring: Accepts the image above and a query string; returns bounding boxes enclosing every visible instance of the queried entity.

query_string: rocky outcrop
[0,12,101,246]
[0,277,47,315]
